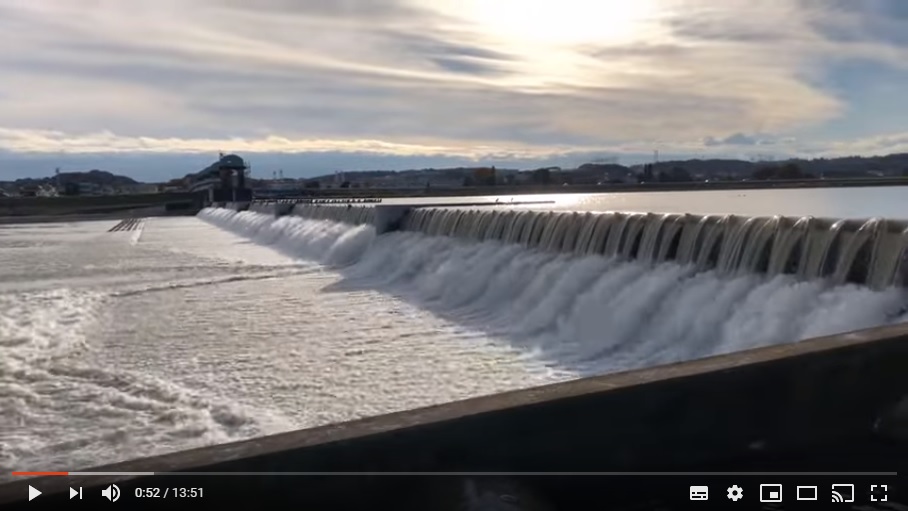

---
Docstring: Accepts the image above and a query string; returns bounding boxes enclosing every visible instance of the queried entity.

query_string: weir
[401,209,908,290]
[230,203,908,290]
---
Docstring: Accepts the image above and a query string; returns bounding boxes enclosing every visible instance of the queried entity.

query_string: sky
[2,0,908,181]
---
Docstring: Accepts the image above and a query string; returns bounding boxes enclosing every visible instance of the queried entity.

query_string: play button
[28,486,41,501]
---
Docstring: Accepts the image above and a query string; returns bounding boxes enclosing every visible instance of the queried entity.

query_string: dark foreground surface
[4,440,902,510]
[3,323,907,510]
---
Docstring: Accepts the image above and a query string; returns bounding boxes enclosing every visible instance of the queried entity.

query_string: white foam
[200,208,908,377]
[2,215,560,474]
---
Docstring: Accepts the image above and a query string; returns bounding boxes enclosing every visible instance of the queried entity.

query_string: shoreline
[1,178,905,223]
[0,210,199,225]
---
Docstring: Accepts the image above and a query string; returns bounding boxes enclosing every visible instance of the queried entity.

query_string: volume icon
[101,484,120,502]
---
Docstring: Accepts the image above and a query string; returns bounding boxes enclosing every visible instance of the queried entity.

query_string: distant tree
[304,180,320,189]
[643,164,654,182]
[777,163,803,179]
[752,166,777,180]
[532,167,551,185]
[752,162,816,180]
[667,166,693,182]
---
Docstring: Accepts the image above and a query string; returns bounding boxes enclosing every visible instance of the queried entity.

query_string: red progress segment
[11,472,68,476]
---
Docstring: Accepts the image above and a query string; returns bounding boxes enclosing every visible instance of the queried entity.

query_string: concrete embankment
[0,193,203,225]
[1,322,906,508]
[0,208,194,225]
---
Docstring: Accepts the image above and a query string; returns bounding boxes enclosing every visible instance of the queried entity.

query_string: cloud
[1,0,908,165]
[0,127,590,159]
[4,124,908,183]
[702,133,784,146]
[2,125,908,168]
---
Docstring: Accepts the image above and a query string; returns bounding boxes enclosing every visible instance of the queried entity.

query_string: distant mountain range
[4,152,908,188]
[639,153,908,179]
[0,169,139,189]
[307,153,908,181]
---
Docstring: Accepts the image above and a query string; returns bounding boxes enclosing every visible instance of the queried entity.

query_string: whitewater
[201,208,908,371]
[1,208,906,476]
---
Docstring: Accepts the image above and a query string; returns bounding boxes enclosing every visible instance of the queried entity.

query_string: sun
[455,0,660,48]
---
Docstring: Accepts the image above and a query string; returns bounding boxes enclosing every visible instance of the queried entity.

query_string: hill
[1,169,139,189]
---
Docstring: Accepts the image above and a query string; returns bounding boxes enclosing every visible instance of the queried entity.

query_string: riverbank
[2,177,906,223]
[0,209,199,225]
[0,192,202,224]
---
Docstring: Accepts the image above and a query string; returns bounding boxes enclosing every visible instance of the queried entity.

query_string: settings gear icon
[727,485,744,501]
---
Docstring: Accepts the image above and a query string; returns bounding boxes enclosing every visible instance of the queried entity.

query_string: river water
[1,188,906,475]
[381,186,908,219]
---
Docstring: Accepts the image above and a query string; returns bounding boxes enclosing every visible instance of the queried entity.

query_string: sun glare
[459,0,660,47]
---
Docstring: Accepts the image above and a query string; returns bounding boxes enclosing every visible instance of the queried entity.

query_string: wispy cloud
[1,0,908,177]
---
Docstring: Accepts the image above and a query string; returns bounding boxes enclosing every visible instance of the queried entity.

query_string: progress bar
[11,471,900,477]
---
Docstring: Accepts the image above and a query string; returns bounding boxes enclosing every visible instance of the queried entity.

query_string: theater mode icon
[797,486,818,501]
[690,486,708,501]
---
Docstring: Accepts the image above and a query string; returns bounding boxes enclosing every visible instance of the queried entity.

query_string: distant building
[124,184,159,195]
[187,154,251,203]
[253,179,302,197]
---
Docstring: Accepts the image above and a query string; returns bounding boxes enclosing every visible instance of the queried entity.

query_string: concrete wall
[3,322,907,508]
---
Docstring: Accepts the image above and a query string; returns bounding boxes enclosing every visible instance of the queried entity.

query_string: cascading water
[247,201,376,226]
[400,208,908,290]
[199,207,908,378]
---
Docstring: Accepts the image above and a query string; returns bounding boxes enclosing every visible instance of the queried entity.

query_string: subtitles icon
[689,486,708,501]
[760,484,783,503]
[797,486,818,501]
[831,484,854,503]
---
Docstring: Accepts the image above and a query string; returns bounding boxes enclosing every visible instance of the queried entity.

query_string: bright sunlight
[455,0,660,47]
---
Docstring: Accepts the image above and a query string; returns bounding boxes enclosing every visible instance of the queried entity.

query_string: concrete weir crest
[239,200,908,289]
